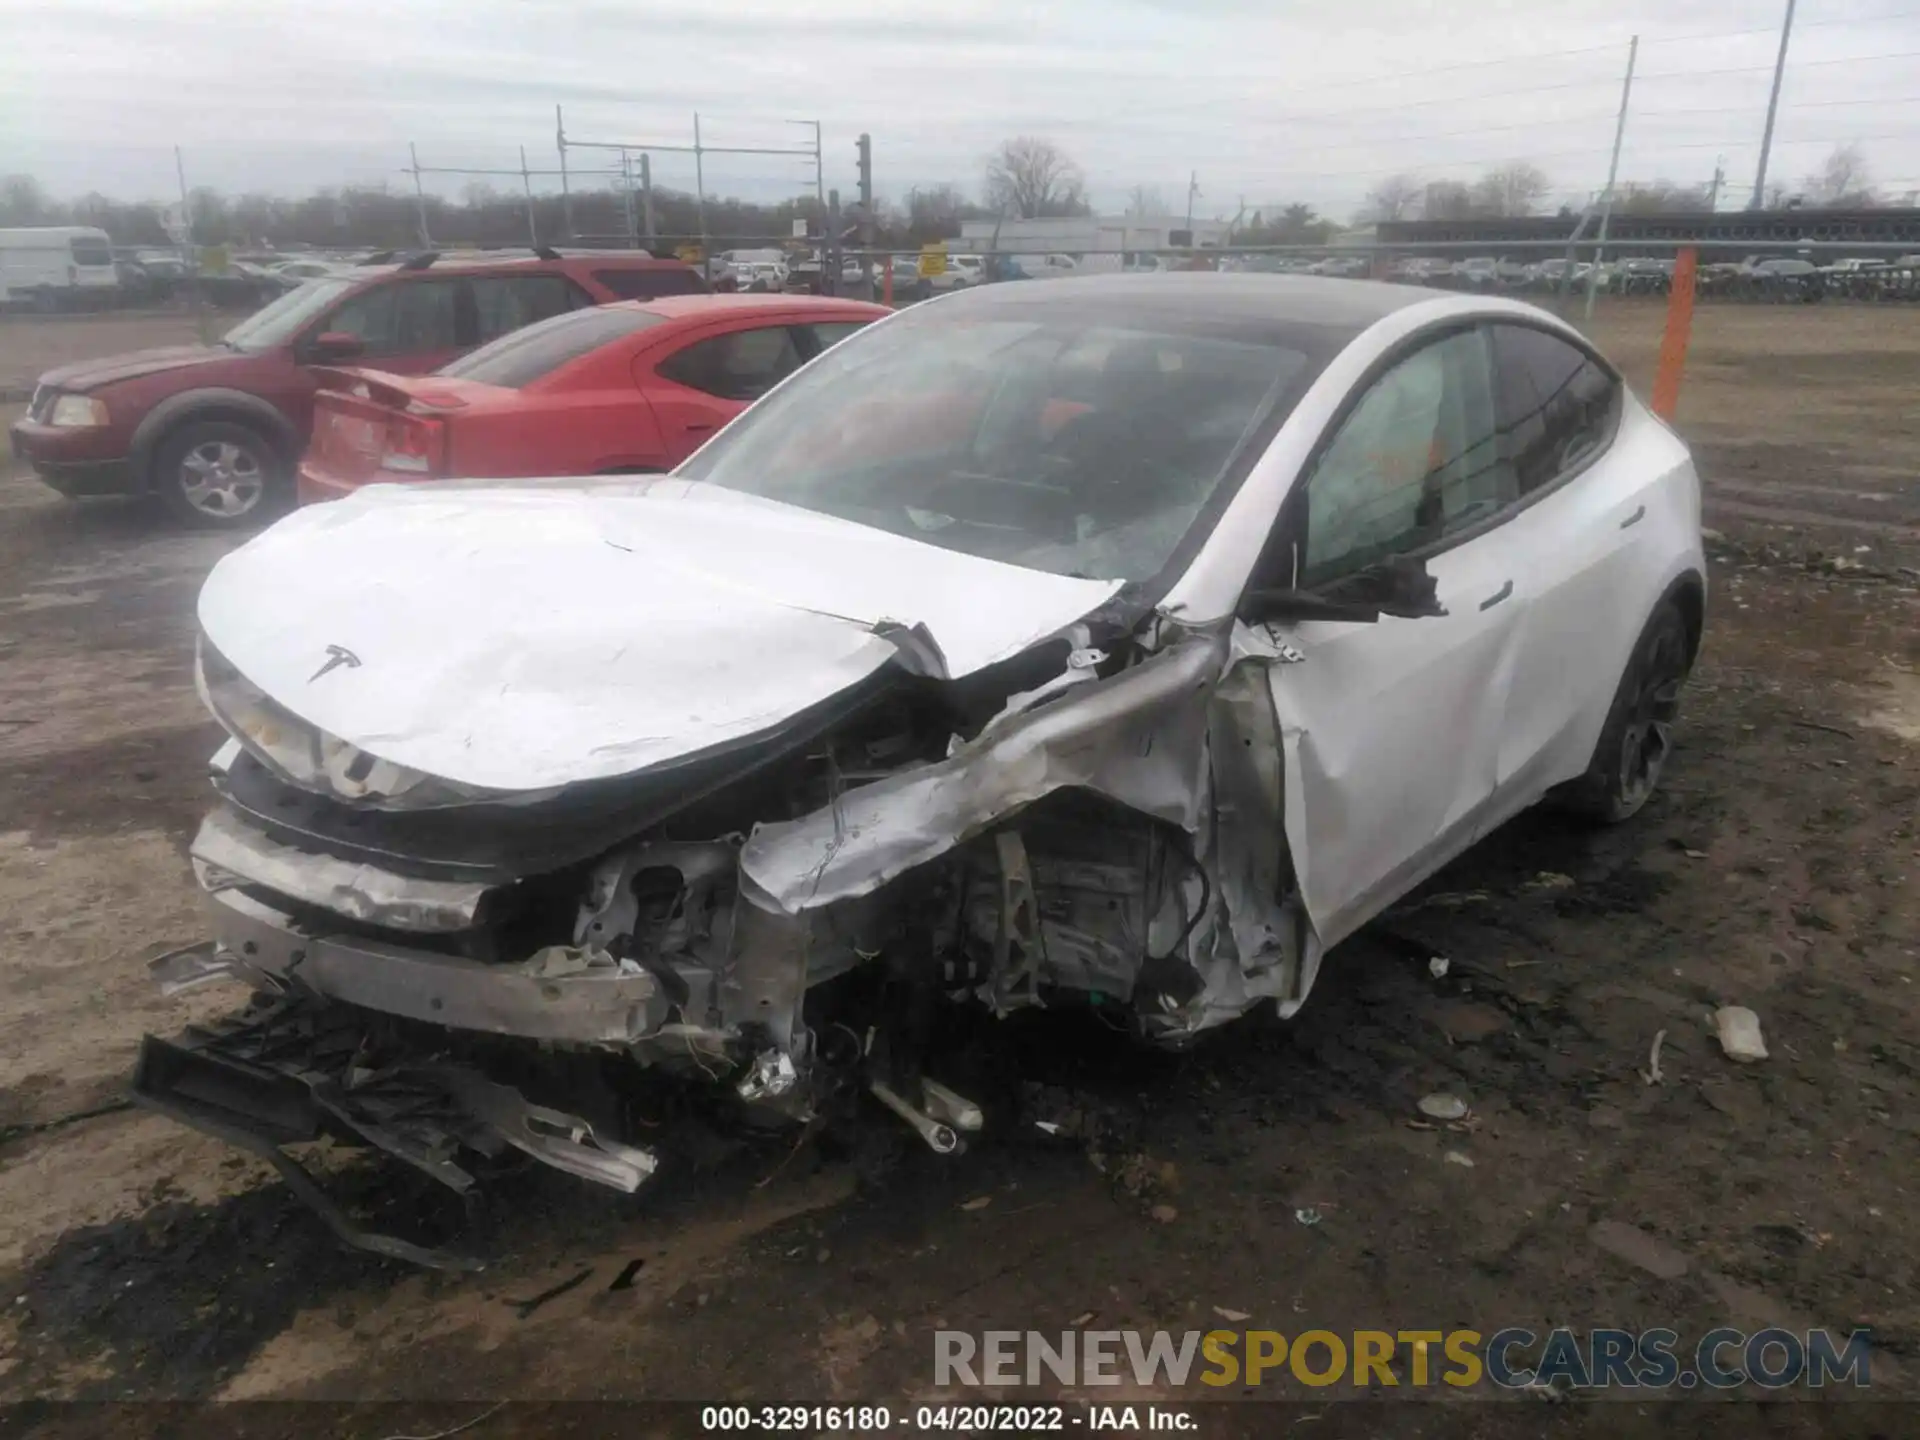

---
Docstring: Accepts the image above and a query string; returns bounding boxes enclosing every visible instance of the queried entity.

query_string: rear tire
[152,419,287,530]
[1560,599,1692,823]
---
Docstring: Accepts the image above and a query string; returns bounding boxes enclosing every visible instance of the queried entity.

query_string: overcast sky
[4,0,1919,219]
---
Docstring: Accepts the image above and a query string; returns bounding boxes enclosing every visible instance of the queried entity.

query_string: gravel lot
[0,299,1915,1433]
[0,311,205,397]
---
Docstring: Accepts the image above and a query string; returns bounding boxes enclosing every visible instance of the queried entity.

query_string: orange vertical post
[1650,246,1698,420]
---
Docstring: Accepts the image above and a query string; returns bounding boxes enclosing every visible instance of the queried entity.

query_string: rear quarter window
[440,305,666,388]
[1490,324,1622,495]
[592,267,707,300]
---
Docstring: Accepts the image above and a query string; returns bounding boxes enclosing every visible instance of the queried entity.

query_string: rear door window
[803,320,874,354]
[593,267,706,300]
[656,325,804,402]
[1490,325,1622,496]
[393,281,462,352]
[470,275,591,344]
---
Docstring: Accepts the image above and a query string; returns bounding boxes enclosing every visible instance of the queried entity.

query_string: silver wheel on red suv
[153,420,284,528]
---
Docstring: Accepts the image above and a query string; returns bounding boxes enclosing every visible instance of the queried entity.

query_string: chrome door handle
[1479,580,1514,611]
[1619,504,1647,529]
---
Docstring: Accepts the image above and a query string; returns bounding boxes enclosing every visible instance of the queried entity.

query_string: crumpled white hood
[198,480,1122,792]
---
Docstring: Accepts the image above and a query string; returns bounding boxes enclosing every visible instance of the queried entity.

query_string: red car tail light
[381,413,446,475]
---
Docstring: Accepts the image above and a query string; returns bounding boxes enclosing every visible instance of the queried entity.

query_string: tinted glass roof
[933,272,1431,345]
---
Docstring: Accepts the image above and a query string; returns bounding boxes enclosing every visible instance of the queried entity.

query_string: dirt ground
[0,300,1916,1434]
[0,311,205,397]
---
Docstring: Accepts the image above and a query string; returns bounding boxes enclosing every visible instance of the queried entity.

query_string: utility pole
[175,146,211,344]
[1751,0,1798,210]
[1707,156,1726,211]
[1185,171,1199,234]
[855,132,874,298]
[520,146,538,247]
[555,106,574,242]
[619,149,637,249]
[1585,34,1638,322]
[826,187,842,297]
[693,111,709,277]
[811,120,825,210]
[408,141,432,248]
[640,153,656,244]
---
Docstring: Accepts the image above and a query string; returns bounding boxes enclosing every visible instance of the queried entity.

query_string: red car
[9,250,706,528]
[297,294,890,500]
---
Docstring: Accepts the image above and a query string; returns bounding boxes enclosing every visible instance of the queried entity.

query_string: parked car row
[1377,252,1920,303]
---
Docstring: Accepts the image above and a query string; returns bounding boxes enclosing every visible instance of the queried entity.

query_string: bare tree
[1421,180,1475,220]
[1,173,56,225]
[1472,162,1551,217]
[984,137,1089,219]
[902,183,992,242]
[1804,144,1877,206]
[1615,179,1712,215]
[1125,184,1168,217]
[1241,203,1335,245]
[1359,173,1423,223]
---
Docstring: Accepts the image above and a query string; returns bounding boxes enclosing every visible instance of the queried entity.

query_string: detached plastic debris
[1713,1006,1769,1064]
[1428,956,1450,979]
[1418,1093,1470,1121]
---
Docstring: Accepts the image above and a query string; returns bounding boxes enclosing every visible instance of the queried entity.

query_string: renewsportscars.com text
[934,1327,1874,1391]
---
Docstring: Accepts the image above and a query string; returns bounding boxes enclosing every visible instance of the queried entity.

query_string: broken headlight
[195,635,522,810]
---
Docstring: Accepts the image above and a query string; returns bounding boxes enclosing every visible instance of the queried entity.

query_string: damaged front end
[138,584,1319,1267]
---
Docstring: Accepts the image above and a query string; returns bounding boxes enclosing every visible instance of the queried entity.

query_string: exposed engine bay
[136,609,1317,1268]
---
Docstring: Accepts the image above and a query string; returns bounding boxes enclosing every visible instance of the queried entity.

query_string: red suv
[8,250,706,528]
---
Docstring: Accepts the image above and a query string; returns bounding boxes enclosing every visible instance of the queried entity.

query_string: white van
[0,226,120,309]
[1020,252,1080,278]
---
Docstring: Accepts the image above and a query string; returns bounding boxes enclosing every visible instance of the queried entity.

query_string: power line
[1635,48,1920,82]
[1039,75,1625,133]
[1096,130,1920,186]
[1090,7,1920,108]
[1633,6,1920,47]
[1202,111,1619,155]
[1641,94,1920,116]
[1038,47,1920,137]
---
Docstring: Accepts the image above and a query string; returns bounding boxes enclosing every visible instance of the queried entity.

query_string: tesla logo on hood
[309,644,362,682]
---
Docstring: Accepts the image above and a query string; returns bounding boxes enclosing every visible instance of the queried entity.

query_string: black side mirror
[1240,554,1448,628]
[1328,554,1447,620]
[1240,588,1388,626]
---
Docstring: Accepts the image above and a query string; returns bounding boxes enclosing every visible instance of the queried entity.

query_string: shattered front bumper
[165,887,671,1046]
[130,993,655,1271]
